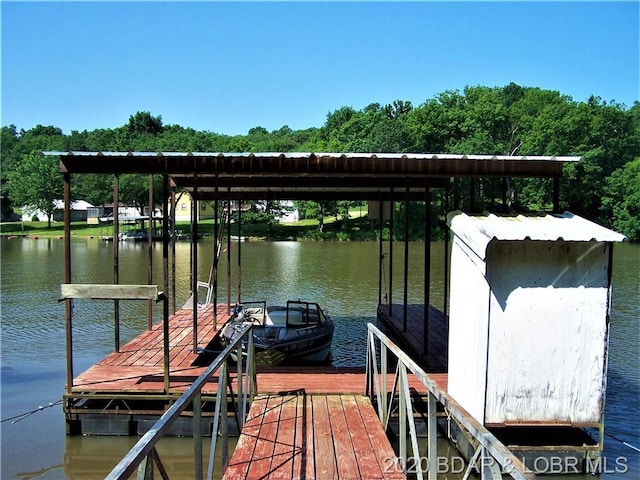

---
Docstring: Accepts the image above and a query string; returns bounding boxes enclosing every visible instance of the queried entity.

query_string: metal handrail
[365,323,536,480]
[106,323,255,480]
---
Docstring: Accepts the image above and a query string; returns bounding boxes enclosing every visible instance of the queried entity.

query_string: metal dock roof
[43,151,581,201]
[447,211,626,260]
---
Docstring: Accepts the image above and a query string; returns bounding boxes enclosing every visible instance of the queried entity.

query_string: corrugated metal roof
[43,151,581,201]
[448,211,625,259]
[43,151,582,162]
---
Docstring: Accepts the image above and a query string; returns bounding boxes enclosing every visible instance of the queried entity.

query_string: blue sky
[2,1,638,136]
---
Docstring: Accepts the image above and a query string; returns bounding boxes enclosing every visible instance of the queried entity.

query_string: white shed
[447,211,625,427]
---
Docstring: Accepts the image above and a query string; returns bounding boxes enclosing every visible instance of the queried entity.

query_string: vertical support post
[162,175,170,394]
[221,361,229,471]
[403,185,409,332]
[381,342,388,427]
[192,179,199,352]
[553,177,560,213]
[248,328,256,403]
[378,199,384,306]
[501,177,508,211]
[424,187,432,356]
[398,362,407,468]
[427,392,437,480]
[226,199,231,314]
[444,186,450,315]
[213,197,219,318]
[147,175,154,330]
[453,178,460,210]
[388,191,394,316]
[237,204,242,305]
[469,177,476,212]
[236,336,244,430]
[170,187,176,314]
[194,391,203,480]
[113,174,120,352]
[63,172,73,395]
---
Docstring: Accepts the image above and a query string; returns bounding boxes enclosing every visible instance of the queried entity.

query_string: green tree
[5,153,64,227]
[118,174,163,215]
[602,158,640,241]
[127,111,164,136]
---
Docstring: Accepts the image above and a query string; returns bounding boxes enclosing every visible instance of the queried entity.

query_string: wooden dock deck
[223,393,406,480]
[70,304,231,395]
[377,303,448,372]
[68,304,451,478]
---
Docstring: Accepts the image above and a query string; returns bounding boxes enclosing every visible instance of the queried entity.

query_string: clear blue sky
[2,1,638,136]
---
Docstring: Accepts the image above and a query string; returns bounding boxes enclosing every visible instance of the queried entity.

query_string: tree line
[1,83,638,240]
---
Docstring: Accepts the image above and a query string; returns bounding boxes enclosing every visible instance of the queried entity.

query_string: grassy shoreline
[0,212,381,241]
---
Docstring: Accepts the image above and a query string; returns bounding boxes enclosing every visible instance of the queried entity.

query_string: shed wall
[448,235,491,423]
[484,240,609,425]
[448,237,611,426]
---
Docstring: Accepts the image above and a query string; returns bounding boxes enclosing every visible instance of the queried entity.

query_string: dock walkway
[224,393,405,480]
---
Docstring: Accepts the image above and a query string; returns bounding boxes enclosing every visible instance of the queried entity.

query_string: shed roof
[447,211,626,260]
[44,151,580,201]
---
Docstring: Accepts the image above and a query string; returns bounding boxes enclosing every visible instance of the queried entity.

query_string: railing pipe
[106,323,253,480]
[366,323,536,480]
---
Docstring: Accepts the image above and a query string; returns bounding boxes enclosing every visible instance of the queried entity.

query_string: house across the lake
[22,200,94,222]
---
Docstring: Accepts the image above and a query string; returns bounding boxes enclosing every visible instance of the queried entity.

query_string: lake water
[1,238,638,479]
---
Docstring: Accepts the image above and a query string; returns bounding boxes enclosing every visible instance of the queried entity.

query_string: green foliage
[5,152,63,227]
[602,158,640,241]
[1,86,639,239]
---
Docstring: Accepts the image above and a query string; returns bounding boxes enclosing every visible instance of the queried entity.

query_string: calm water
[0,238,638,479]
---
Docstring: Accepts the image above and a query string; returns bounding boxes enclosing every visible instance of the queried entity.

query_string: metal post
[378,199,383,306]
[470,177,476,212]
[194,391,203,480]
[226,199,231,314]
[381,342,388,427]
[63,172,73,395]
[444,186,450,315]
[147,175,154,330]
[237,338,244,430]
[427,392,437,480]
[163,175,170,394]
[553,177,560,213]
[424,187,431,356]
[403,185,409,332]
[113,175,120,352]
[192,178,199,352]
[388,190,394,316]
[213,197,218,318]
[171,187,176,314]
[237,204,242,305]
[502,177,508,211]
[398,362,407,468]
[221,361,229,471]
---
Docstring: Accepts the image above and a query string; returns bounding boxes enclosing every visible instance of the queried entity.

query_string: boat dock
[52,151,620,479]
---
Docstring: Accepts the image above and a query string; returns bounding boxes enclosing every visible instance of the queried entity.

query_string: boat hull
[220,301,334,366]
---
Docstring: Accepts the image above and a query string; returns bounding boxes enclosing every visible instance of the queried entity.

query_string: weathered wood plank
[341,395,385,479]
[268,395,298,479]
[328,395,360,478]
[312,395,337,478]
[245,395,282,477]
[290,394,308,479]
[61,283,159,300]
[354,394,406,479]
[223,395,268,479]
